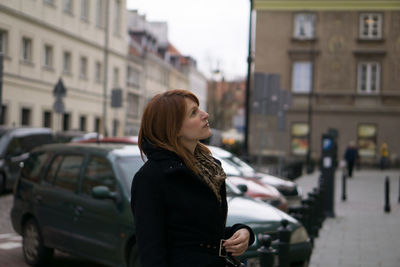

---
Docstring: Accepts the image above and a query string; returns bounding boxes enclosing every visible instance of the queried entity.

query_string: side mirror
[92,185,116,200]
[237,184,248,194]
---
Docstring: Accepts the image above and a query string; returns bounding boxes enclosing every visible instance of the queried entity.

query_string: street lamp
[243,0,253,159]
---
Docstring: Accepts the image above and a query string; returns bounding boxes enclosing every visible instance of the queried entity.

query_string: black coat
[131,144,254,267]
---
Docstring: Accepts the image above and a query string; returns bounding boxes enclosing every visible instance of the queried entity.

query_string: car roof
[76,136,138,144]
[35,142,141,157]
[0,127,52,137]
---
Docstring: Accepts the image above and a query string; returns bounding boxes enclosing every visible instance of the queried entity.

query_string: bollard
[398,176,400,203]
[257,234,276,267]
[277,219,290,267]
[342,172,347,201]
[384,176,390,213]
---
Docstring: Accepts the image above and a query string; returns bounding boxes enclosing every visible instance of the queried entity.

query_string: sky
[126,0,251,80]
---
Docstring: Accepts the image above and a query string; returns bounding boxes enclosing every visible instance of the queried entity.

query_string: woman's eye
[191,109,198,116]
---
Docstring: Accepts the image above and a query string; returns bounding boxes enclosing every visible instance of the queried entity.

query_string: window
[358,62,380,94]
[21,152,50,183]
[127,93,139,118]
[113,0,121,35]
[359,13,382,39]
[63,51,72,73]
[112,119,119,136]
[43,111,52,128]
[80,56,88,78]
[53,155,84,192]
[291,123,309,156]
[44,0,54,5]
[96,0,105,28]
[63,0,73,14]
[44,155,62,183]
[63,113,70,131]
[357,124,377,157]
[127,66,140,87]
[294,13,316,39]
[79,115,87,131]
[21,37,32,62]
[292,62,312,93]
[81,156,116,196]
[0,29,8,55]
[21,107,31,126]
[94,117,101,132]
[81,0,89,20]
[1,105,7,125]
[113,67,119,87]
[95,61,102,82]
[44,44,53,68]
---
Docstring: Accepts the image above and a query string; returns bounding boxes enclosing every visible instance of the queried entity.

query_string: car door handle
[74,206,84,216]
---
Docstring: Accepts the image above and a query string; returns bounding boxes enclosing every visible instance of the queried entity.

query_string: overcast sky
[126,0,251,80]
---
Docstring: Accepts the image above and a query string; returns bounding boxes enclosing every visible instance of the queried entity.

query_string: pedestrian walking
[130,89,254,267]
[379,142,389,170]
[344,141,359,178]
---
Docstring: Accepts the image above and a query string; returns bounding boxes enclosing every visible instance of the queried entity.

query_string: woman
[131,90,254,267]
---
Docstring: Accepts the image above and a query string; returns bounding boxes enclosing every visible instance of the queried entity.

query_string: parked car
[0,127,53,194]
[11,143,311,266]
[54,130,103,143]
[228,176,288,212]
[209,146,303,207]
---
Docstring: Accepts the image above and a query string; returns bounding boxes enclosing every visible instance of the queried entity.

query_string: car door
[35,153,85,251]
[72,155,126,264]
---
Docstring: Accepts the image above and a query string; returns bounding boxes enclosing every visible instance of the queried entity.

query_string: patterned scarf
[194,148,227,203]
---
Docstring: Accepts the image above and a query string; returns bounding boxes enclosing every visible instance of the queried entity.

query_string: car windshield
[115,155,144,190]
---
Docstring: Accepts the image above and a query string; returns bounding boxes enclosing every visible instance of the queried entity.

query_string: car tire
[127,243,141,267]
[22,218,54,266]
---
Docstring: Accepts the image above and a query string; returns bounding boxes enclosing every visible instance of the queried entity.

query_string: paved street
[296,168,400,267]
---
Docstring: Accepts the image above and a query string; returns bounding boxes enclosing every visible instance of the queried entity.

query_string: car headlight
[290,226,309,244]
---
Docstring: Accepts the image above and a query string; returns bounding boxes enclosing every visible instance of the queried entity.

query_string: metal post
[243,0,253,158]
[102,0,110,137]
[398,176,400,203]
[257,234,276,267]
[0,53,3,124]
[384,176,390,213]
[277,220,290,267]
[342,172,347,201]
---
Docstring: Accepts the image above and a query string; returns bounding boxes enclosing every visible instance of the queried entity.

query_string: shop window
[291,123,309,155]
[357,124,377,157]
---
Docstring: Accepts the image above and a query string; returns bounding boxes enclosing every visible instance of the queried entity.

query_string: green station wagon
[11,143,311,266]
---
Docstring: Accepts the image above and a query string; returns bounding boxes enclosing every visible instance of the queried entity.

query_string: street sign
[53,98,65,114]
[53,78,67,98]
[111,88,122,108]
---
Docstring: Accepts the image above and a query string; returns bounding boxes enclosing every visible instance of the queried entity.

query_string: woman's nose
[201,110,209,120]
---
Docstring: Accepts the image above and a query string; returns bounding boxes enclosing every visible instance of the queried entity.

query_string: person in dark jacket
[344,141,359,177]
[131,89,255,267]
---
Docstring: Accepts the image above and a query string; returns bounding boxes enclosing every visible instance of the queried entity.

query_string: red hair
[138,89,210,173]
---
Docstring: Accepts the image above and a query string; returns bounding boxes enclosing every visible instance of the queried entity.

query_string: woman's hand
[223,228,250,256]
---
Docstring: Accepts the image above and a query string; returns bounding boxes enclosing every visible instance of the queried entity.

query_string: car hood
[226,195,297,226]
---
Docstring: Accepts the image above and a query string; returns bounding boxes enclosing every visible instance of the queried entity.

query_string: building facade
[0,0,128,136]
[252,0,400,165]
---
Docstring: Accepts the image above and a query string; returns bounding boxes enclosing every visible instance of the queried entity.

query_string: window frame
[357,61,381,94]
[63,51,72,74]
[0,29,8,56]
[291,61,313,94]
[80,0,89,21]
[293,13,316,40]
[359,13,383,40]
[43,44,53,68]
[79,56,88,79]
[21,37,33,62]
[63,0,73,14]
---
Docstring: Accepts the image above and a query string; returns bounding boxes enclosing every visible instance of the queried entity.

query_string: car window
[21,152,51,183]
[44,155,63,183]
[20,134,53,151]
[6,137,23,156]
[81,156,116,196]
[53,155,84,192]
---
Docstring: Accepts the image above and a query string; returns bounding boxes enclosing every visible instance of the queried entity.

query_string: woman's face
[179,98,211,150]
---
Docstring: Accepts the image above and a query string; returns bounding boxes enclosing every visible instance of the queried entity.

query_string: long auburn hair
[138,89,211,173]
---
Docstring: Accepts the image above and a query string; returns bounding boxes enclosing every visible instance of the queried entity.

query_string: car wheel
[22,218,54,266]
[127,243,141,267]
